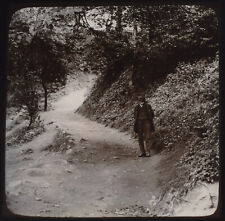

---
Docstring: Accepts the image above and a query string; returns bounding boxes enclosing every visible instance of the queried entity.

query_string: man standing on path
[134,95,155,157]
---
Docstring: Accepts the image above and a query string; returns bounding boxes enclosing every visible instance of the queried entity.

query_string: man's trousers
[137,119,153,154]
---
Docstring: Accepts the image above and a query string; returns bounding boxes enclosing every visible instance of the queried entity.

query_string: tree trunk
[146,6,154,44]
[42,81,48,111]
[115,6,122,37]
[133,18,138,45]
[106,6,113,34]
[131,7,138,45]
[28,115,33,129]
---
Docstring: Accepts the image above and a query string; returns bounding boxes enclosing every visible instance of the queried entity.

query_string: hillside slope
[77,54,219,214]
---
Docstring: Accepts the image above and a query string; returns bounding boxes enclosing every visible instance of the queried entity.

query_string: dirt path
[5,74,176,217]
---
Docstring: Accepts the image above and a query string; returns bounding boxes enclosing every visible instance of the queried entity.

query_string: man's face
[138,96,145,103]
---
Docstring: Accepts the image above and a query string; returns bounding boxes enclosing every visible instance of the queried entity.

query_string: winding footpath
[5,74,170,217]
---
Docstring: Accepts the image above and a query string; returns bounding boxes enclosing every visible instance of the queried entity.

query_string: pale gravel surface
[5,73,219,217]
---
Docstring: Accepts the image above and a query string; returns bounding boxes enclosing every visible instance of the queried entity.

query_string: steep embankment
[78,56,219,159]
[77,54,219,214]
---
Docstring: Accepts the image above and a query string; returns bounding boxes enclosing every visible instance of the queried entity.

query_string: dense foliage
[28,30,67,111]
[80,5,218,95]
[77,6,219,195]
[7,7,71,124]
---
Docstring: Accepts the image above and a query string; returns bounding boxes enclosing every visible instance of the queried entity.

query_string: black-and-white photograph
[5,3,219,217]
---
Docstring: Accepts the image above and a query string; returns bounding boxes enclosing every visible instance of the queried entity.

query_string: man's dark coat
[134,102,155,133]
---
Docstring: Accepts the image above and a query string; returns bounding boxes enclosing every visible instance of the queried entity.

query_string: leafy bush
[150,54,219,184]
[84,32,133,97]
[42,129,75,153]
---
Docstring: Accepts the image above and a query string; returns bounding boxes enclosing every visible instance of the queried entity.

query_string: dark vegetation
[76,4,219,210]
[6,115,45,146]
[42,129,75,153]
[28,31,67,111]
[7,8,72,127]
[84,5,218,91]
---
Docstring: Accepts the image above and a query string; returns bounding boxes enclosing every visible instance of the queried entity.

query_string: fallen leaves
[104,205,151,217]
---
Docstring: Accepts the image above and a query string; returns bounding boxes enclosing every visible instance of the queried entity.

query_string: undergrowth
[42,129,75,153]
[6,117,45,146]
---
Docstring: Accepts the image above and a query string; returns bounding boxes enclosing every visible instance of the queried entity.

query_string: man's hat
[138,94,146,101]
